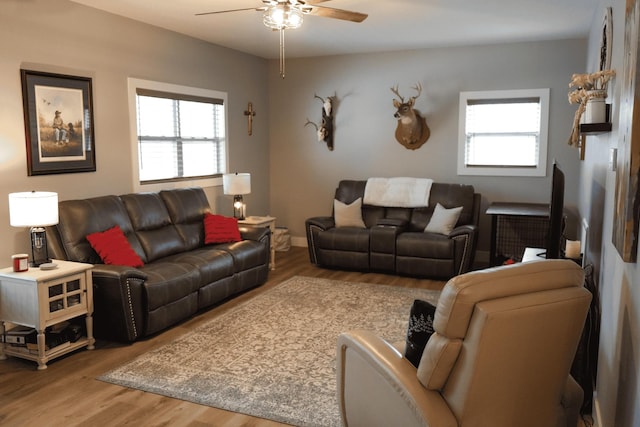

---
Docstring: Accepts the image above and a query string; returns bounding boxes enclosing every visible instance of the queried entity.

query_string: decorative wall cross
[244,102,256,136]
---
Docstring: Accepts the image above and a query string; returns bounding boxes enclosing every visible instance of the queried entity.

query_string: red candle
[12,254,29,272]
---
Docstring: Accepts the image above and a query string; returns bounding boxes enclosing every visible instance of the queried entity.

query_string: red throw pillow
[86,225,144,268]
[204,213,242,244]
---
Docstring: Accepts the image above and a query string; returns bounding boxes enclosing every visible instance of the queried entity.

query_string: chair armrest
[337,330,457,427]
[91,264,148,342]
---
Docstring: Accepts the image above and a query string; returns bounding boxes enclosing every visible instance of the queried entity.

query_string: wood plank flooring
[0,247,444,427]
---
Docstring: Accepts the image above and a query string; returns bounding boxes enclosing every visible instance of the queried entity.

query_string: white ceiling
[70,0,601,59]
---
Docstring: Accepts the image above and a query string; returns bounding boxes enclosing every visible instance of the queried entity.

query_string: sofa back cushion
[121,192,185,262]
[334,180,476,231]
[334,180,385,227]
[56,195,146,264]
[160,187,210,250]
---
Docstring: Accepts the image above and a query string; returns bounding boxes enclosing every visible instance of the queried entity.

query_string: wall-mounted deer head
[305,93,334,151]
[391,83,430,150]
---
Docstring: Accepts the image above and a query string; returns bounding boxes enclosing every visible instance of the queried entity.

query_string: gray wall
[581,1,640,426]
[0,0,269,262]
[267,39,587,259]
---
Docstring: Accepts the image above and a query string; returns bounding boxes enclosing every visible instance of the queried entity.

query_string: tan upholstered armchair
[337,259,591,427]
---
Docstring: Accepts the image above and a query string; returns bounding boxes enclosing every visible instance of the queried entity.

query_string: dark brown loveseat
[305,180,480,279]
[46,187,270,342]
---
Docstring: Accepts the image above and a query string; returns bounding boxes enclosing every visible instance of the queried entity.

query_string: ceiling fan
[196,0,368,78]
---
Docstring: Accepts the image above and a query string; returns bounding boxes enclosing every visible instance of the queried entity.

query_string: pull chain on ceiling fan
[196,0,367,78]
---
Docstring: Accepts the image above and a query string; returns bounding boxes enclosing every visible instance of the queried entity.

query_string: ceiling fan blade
[305,5,368,23]
[195,7,264,16]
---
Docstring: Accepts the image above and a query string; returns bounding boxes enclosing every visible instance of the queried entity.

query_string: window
[457,89,549,176]
[128,79,228,191]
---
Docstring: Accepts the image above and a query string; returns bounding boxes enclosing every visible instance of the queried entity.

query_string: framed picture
[20,69,96,175]
[600,7,613,71]
[613,0,640,263]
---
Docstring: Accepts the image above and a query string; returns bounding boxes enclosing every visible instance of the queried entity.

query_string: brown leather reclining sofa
[305,180,480,279]
[46,187,270,342]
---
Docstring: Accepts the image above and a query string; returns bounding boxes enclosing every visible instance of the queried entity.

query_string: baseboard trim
[291,236,307,247]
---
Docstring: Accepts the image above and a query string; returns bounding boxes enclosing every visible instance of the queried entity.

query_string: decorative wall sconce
[305,93,334,151]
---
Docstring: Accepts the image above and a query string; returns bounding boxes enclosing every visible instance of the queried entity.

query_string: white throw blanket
[363,177,433,207]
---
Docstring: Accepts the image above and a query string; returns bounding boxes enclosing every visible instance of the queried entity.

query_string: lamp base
[233,195,246,220]
[30,227,51,267]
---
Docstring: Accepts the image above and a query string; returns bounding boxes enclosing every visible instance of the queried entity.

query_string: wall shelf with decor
[578,122,612,160]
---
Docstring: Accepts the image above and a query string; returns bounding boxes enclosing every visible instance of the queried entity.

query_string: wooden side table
[0,260,94,370]
[239,216,276,270]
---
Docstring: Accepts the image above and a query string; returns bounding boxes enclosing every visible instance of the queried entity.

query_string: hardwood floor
[0,247,444,427]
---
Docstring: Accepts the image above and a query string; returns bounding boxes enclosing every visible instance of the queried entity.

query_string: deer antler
[410,83,422,102]
[304,118,319,131]
[390,85,404,103]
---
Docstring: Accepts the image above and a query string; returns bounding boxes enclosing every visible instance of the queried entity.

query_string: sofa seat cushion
[164,248,235,285]
[140,262,201,311]
[396,232,453,259]
[215,240,268,272]
[317,228,370,252]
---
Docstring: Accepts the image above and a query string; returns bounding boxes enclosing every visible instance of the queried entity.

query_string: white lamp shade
[223,173,251,195]
[8,191,59,227]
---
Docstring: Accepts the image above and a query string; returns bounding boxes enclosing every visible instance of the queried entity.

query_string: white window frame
[127,78,229,192]
[457,88,549,177]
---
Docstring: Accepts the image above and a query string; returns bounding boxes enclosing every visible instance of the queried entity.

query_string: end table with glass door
[0,260,94,370]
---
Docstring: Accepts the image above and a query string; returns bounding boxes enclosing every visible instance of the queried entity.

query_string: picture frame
[20,69,96,175]
[600,7,613,72]
[613,0,640,263]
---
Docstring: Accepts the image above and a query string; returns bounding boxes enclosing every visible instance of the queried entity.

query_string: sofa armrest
[238,225,270,242]
[306,216,335,231]
[377,218,408,229]
[449,224,476,238]
[305,216,335,265]
[449,224,478,275]
[91,264,148,342]
[337,330,457,427]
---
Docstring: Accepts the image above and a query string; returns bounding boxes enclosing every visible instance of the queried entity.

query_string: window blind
[136,92,225,183]
[464,98,541,168]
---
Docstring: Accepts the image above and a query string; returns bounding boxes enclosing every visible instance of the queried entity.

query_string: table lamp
[8,191,59,267]
[222,173,251,219]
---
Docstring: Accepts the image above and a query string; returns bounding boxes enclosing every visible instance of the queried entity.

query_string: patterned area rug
[98,276,441,427]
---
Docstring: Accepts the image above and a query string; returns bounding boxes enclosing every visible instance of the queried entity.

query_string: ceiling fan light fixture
[263,4,303,30]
